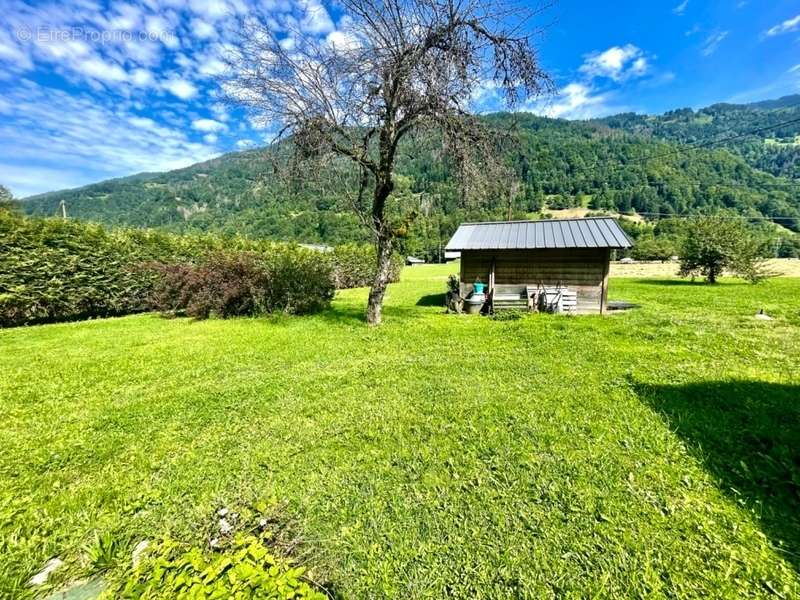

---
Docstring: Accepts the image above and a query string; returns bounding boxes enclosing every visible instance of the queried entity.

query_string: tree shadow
[632,279,710,286]
[416,292,446,307]
[314,302,429,326]
[315,304,367,325]
[636,380,800,572]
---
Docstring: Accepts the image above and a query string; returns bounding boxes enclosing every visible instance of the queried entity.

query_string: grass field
[1,264,799,598]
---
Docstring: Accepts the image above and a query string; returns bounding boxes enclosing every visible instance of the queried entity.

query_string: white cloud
[236,139,255,148]
[672,0,689,16]
[326,29,359,51]
[470,79,500,108]
[203,133,218,143]
[0,32,33,69]
[129,116,158,129]
[790,64,800,73]
[189,0,232,21]
[198,56,227,76]
[106,3,144,32]
[210,102,229,121]
[765,14,800,37]
[299,0,334,34]
[0,164,91,198]
[192,117,226,132]
[131,68,154,87]
[701,30,728,56]
[174,53,194,69]
[579,45,649,81]
[0,81,218,197]
[191,18,217,39]
[74,56,128,82]
[163,77,198,99]
[528,83,615,120]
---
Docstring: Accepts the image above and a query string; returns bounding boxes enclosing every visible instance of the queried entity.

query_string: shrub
[261,245,336,314]
[110,534,325,600]
[329,243,403,289]
[630,234,679,262]
[148,248,335,319]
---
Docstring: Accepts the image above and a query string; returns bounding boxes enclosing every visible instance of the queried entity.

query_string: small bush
[87,532,121,572]
[262,246,336,314]
[110,534,325,600]
[148,248,335,319]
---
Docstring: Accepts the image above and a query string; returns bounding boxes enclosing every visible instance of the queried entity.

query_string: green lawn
[1,265,799,598]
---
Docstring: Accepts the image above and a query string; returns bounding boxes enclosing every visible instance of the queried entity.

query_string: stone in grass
[132,540,150,568]
[219,518,233,535]
[754,309,774,321]
[44,577,105,600]
[29,558,63,586]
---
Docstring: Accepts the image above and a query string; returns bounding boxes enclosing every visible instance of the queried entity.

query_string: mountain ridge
[19,95,800,256]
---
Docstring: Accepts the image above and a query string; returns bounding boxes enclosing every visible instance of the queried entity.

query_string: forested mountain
[597,94,800,179]
[20,96,800,259]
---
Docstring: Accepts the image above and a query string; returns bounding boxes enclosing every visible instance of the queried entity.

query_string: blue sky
[0,0,798,197]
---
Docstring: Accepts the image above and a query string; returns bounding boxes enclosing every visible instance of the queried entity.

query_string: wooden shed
[445,217,633,314]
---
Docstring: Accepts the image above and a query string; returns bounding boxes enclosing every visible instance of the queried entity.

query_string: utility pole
[59,199,67,220]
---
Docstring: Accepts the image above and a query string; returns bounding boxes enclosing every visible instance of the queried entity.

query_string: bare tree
[225,0,550,324]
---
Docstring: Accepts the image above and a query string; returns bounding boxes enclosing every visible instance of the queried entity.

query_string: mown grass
[1,264,799,598]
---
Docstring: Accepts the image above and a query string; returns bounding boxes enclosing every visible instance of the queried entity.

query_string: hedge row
[0,210,401,327]
[329,243,404,288]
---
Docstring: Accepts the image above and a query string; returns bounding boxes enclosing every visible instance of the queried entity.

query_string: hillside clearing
[1,265,799,598]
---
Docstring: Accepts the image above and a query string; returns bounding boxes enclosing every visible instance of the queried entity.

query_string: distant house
[406,256,425,266]
[445,217,633,314]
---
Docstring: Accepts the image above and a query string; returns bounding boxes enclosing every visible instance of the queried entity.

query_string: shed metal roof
[445,217,633,251]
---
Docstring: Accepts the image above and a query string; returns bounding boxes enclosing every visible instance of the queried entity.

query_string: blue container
[473,282,486,294]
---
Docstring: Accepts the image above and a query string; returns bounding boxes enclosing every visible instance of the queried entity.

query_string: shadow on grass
[416,292,446,307]
[636,380,800,572]
[632,279,710,286]
[315,302,429,326]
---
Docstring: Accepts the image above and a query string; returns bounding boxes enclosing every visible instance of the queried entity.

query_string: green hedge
[0,210,403,327]
[330,243,403,289]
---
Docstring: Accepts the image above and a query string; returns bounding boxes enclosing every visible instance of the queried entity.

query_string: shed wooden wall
[460,248,611,313]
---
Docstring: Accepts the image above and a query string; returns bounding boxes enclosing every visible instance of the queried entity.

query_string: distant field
[530,207,647,223]
[611,258,800,278]
[1,265,799,598]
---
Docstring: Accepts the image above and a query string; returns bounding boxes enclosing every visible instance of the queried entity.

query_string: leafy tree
[631,234,678,262]
[224,0,550,324]
[0,184,17,213]
[679,214,767,283]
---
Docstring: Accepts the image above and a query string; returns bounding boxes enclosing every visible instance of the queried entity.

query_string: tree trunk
[366,119,396,326]
[366,234,394,325]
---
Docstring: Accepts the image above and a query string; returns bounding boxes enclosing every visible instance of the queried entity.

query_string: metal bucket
[465,293,486,315]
